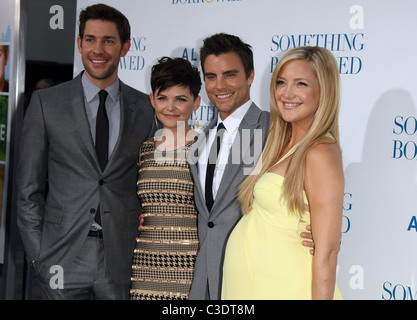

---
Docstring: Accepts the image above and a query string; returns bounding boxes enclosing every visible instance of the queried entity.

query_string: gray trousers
[37,236,129,300]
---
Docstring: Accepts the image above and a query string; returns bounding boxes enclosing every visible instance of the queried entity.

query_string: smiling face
[274,59,320,131]
[203,52,254,121]
[77,19,130,88]
[150,85,200,132]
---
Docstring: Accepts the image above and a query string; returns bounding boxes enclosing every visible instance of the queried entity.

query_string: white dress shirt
[82,73,121,159]
[199,100,252,202]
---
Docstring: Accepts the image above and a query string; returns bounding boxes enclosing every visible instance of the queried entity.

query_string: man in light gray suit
[189,33,313,299]
[17,4,154,299]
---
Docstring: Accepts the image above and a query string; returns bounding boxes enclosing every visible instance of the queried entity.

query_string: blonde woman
[221,46,344,300]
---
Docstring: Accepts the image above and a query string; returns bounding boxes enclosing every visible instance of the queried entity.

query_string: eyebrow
[278,76,312,82]
[204,69,239,77]
[223,69,239,75]
[84,34,117,40]
[155,92,189,98]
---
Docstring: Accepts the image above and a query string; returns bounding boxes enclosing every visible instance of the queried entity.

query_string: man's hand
[301,225,315,255]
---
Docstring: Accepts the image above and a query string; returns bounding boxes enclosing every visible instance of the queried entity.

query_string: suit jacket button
[99,179,104,185]
[90,208,96,214]
[208,222,214,228]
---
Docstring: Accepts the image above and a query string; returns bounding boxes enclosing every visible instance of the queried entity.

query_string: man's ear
[77,36,83,54]
[120,41,131,57]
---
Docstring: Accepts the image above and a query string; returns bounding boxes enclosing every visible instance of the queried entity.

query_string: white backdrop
[74,0,417,300]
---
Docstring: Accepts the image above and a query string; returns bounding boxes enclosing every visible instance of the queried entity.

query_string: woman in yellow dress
[221,46,344,300]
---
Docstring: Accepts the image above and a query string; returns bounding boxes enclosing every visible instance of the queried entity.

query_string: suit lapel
[189,119,217,219]
[211,103,262,214]
[64,76,143,174]
[106,81,143,171]
[64,75,99,166]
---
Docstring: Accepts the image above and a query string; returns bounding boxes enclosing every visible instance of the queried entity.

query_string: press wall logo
[342,192,352,233]
[181,48,216,129]
[119,36,147,71]
[382,281,417,300]
[392,115,417,160]
[407,215,416,232]
[270,5,365,75]
[172,0,242,4]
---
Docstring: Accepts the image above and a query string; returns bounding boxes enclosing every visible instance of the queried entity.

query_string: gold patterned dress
[130,139,199,300]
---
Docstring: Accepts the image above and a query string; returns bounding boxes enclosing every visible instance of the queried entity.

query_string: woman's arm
[304,141,344,300]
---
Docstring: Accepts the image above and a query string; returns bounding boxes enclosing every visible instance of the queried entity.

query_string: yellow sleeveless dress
[221,145,342,300]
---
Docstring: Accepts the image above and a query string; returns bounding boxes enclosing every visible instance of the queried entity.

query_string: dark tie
[95,89,108,226]
[205,122,226,211]
[96,89,109,171]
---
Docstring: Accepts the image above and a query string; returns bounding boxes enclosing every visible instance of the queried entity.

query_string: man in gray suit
[189,33,313,299]
[17,4,155,299]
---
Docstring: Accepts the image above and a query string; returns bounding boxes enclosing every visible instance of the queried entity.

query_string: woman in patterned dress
[130,57,202,300]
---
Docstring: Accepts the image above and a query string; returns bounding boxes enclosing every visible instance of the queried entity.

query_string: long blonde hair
[238,46,341,216]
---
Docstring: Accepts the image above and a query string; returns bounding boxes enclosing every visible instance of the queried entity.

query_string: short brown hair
[200,33,254,79]
[151,57,201,99]
[78,4,130,44]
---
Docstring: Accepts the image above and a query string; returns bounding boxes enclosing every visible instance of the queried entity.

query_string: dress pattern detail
[130,139,199,300]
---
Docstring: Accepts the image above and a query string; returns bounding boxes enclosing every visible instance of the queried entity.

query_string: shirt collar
[216,99,252,133]
[81,72,120,103]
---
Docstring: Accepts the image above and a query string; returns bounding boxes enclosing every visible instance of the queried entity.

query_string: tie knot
[217,122,225,132]
[99,89,108,102]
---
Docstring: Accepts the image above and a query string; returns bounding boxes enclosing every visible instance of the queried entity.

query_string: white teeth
[284,103,299,107]
[217,93,232,98]
[92,60,105,64]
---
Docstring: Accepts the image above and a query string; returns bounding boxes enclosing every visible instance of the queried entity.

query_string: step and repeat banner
[74,0,417,300]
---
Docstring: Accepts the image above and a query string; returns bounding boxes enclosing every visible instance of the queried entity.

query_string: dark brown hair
[78,4,130,44]
[151,57,201,99]
[200,33,254,79]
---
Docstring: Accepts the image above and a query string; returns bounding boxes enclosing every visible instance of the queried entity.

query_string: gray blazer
[16,73,155,285]
[189,103,270,299]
